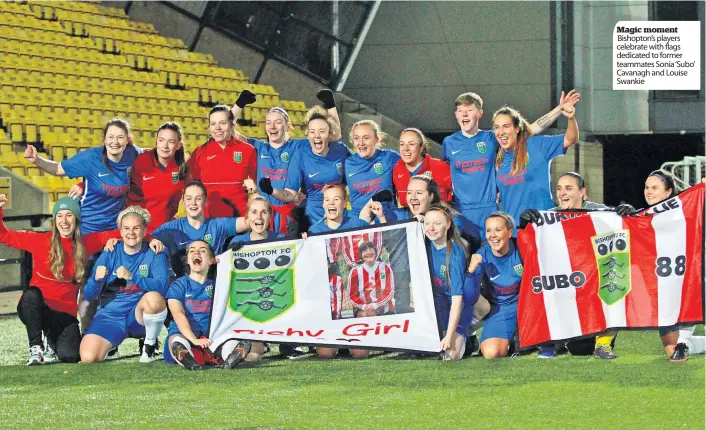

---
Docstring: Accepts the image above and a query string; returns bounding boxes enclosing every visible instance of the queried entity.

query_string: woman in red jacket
[0,195,124,365]
[188,106,257,218]
[393,128,453,208]
[127,122,188,231]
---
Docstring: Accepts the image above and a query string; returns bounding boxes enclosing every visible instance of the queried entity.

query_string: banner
[517,184,704,349]
[208,221,441,352]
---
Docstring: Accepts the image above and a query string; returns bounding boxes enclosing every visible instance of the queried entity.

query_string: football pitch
[0,315,703,430]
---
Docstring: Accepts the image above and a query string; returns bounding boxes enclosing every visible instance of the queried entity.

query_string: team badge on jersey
[171,172,179,184]
[139,264,148,277]
[476,141,487,153]
[423,171,433,179]
[514,264,524,277]
[440,265,447,279]
[229,243,296,323]
[373,162,383,175]
[203,234,214,246]
[280,152,289,162]
[336,162,343,175]
[234,152,242,163]
[205,284,214,298]
[591,230,631,305]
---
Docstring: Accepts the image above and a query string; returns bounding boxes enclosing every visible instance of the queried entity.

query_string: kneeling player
[80,207,169,363]
[166,240,262,370]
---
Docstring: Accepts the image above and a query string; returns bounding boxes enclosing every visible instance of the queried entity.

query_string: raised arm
[528,90,580,136]
[316,89,342,141]
[230,90,257,124]
[0,199,44,252]
[24,145,65,176]
[562,104,579,149]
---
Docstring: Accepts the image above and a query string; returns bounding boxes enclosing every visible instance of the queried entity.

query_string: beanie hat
[52,197,81,221]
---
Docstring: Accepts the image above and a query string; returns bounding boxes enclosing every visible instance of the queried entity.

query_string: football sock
[143,309,168,346]
[220,339,240,360]
[595,335,614,348]
[677,325,696,343]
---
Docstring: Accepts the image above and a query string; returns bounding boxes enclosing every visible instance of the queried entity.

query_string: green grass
[0,315,703,430]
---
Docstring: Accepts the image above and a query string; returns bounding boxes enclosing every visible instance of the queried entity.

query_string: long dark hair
[156,122,189,180]
[101,117,132,173]
[426,204,468,287]
[409,175,458,217]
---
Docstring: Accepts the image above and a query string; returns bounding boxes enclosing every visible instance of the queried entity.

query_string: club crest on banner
[229,244,296,323]
[592,230,631,305]
[476,141,487,153]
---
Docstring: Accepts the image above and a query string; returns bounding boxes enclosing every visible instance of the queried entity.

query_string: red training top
[127,149,185,231]
[0,209,122,316]
[392,155,453,208]
[188,137,257,218]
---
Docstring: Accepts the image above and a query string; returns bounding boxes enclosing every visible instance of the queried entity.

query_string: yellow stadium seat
[30,175,50,191]
[10,124,24,144]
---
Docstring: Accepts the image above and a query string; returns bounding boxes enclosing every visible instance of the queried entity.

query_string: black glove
[615,203,636,216]
[519,209,541,229]
[372,189,394,203]
[235,90,257,108]
[258,177,274,195]
[316,89,336,110]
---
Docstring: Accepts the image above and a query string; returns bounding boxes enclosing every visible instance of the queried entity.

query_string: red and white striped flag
[517,183,704,348]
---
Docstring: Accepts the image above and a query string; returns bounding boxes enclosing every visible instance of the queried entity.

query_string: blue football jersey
[248,137,309,207]
[474,240,523,304]
[308,214,369,234]
[427,241,478,304]
[442,130,498,210]
[62,145,139,233]
[228,231,284,247]
[345,149,401,217]
[166,275,213,336]
[152,217,237,256]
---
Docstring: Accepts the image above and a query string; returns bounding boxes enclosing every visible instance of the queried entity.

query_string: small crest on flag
[336,162,343,175]
[476,141,487,153]
[513,264,523,277]
[205,284,214,298]
[234,152,243,163]
[591,229,631,306]
[139,264,148,277]
[171,172,179,184]
[280,152,289,162]
[203,234,213,246]
[373,162,383,175]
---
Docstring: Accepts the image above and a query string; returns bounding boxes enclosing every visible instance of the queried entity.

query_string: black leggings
[16,287,80,363]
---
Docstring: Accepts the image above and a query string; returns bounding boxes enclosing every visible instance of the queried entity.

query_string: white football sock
[677,325,696,343]
[683,336,706,355]
[142,309,168,346]
[219,339,240,360]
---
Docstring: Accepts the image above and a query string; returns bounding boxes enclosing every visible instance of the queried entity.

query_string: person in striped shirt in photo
[347,241,396,319]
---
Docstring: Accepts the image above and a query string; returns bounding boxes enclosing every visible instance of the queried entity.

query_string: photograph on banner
[326,227,414,321]
[208,221,440,353]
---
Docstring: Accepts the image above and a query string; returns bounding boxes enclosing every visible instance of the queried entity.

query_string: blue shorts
[85,305,145,347]
[435,300,475,338]
[658,324,680,337]
[458,203,498,240]
[480,300,518,342]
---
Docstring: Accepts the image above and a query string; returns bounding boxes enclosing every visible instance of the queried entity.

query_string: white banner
[208,221,440,352]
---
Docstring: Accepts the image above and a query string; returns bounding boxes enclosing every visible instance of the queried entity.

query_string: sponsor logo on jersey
[171,172,179,184]
[126,167,132,178]
[513,264,523,277]
[280,152,289,162]
[336,162,343,175]
[373,162,383,175]
[476,141,487,153]
[203,234,214,246]
[139,264,148,277]
[592,230,631,305]
[234,152,242,163]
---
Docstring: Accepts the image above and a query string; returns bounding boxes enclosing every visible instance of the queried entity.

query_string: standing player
[443,91,580,237]
[493,104,578,230]
[345,120,401,217]
[260,106,351,226]
[423,206,480,360]
[519,172,619,359]
[232,89,342,233]
[188,106,257,218]
[127,122,188,231]
[24,118,139,234]
[394,128,452,208]
[165,240,256,370]
[150,180,249,276]
[80,206,169,363]
[470,212,523,359]
[229,196,285,246]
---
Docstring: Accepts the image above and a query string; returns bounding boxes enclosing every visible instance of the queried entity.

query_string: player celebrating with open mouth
[166,240,255,370]
[308,184,370,234]
[229,196,285,246]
